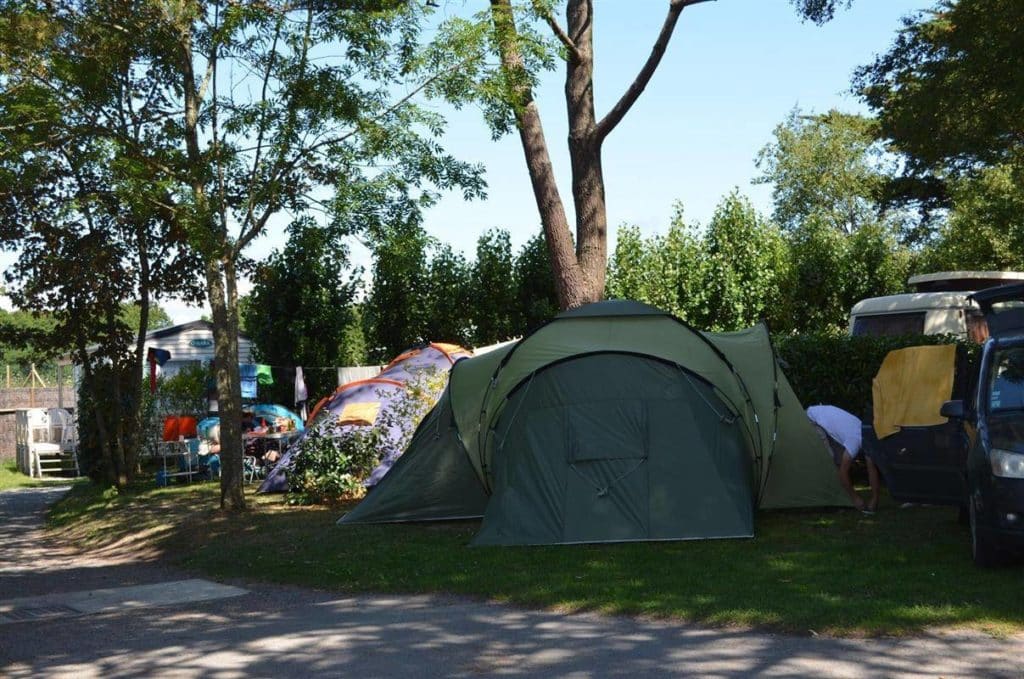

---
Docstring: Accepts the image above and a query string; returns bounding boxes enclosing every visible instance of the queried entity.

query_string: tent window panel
[568,399,648,462]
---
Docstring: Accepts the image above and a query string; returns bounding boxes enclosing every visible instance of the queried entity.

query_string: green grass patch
[47,483,1024,637]
[0,460,85,490]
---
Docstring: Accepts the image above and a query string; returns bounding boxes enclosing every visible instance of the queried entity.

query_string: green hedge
[772,333,977,419]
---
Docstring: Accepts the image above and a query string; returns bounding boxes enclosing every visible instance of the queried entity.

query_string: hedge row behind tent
[259,342,471,493]
[340,301,850,545]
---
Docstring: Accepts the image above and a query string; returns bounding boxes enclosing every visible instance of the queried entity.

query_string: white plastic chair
[27,409,62,478]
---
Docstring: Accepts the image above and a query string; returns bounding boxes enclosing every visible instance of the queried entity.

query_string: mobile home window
[851,312,926,337]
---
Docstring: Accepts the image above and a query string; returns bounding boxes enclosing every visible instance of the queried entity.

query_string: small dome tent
[339,301,849,545]
[258,342,471,493]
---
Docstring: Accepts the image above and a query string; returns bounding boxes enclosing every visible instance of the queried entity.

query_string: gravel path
[2,487,1023,678]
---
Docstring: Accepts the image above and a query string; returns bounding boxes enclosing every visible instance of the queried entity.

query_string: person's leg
[838,453,865,510]
[865,456,881,512]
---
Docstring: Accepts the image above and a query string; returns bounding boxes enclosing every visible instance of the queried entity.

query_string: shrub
[288,426,380,504]
[773,332,977,418]
[287,367,449,504]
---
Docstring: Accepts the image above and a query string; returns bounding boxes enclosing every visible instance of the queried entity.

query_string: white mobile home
[146,320,254,377]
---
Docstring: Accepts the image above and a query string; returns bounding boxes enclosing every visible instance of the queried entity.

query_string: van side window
[852,313,926,337]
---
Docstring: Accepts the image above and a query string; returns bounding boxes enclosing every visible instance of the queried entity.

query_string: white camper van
[848,271,1024,341]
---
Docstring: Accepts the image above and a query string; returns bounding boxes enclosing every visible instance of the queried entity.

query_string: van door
[863,345,973,505]
[863,421,967,505]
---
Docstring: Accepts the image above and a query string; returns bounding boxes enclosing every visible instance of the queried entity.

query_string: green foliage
[607,206,706,322]
[773,332,975,418]
[423,244,473,347]
[0,2,203,488]
[76,362,142,485]
[782,217,909,332]
[790,0,853,24]
[365,221,432,362]
[137,365,211,459]
[0,308,61,364]
[608,190,910,334]
[288,426,380,505]
[471,229,517,345]
[365,225,559,359]
[420,4,560,140]
[339,307,369,367]
[120,304,173,333]
[702,192,790,331]
[608,195,792,332]
[288,368,447,504]
[750,108,911,330]
[513,231,559,333]
[243,218,361,402]
[916,165,1024,272]
[755,108,901,237]
[856,0,1024,184]
[156,365,210,421]
[1,1,486,500]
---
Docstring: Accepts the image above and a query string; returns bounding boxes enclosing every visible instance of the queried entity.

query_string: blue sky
[1,1,933,323]
[411,0,929,250]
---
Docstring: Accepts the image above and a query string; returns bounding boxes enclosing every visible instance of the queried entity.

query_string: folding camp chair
[243,456,259,484]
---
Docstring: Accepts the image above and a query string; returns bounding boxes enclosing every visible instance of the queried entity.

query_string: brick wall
[0,387,76,461]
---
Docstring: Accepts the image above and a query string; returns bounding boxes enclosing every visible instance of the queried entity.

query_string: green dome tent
[339,300,849,545]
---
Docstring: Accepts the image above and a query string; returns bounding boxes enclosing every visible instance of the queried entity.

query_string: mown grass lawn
[0,460,84,491]
[48,481,1024,637]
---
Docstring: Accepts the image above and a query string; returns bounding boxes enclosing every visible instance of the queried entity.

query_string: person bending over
[807,404,881,513]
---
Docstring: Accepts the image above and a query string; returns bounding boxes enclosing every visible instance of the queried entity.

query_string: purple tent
[258,343,470,493]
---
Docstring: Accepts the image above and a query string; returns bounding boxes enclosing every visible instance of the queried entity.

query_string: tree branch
[594,0,710,142]
[531,0,580,61]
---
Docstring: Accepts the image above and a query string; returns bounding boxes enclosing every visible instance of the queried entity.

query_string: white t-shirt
[807,405,862,459]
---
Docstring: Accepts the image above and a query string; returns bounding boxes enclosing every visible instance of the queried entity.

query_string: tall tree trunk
[565,0,606,303]
[489,0,590,309]
[75,335,115,485]
[491,0,690,308]
[207,257,246,510]
[124,220,153,482]
[104,307,130,487]
[178,5,244,509]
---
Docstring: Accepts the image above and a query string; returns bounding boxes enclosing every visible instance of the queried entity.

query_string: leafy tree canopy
[755,109,901,237]
[0,308,60,364]
[120,304,173,333]
[855,0,1024,206]
[608,194,790,332]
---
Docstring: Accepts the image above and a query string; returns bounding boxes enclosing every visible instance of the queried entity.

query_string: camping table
[157,440,200,485]
[253,431,300,456]
[243,430,300,458]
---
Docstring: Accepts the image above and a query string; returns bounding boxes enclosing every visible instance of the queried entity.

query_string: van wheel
[970,501,1001,567]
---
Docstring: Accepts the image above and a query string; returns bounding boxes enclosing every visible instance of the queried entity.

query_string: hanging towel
[873,344,956,439]
[256,364,274,385]
[146,348,172,394]
[295,367,308,405]
[240,364,258,399]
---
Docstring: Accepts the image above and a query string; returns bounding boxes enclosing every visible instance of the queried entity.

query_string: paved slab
[2,486,1023,678]
[0,579,248,623]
